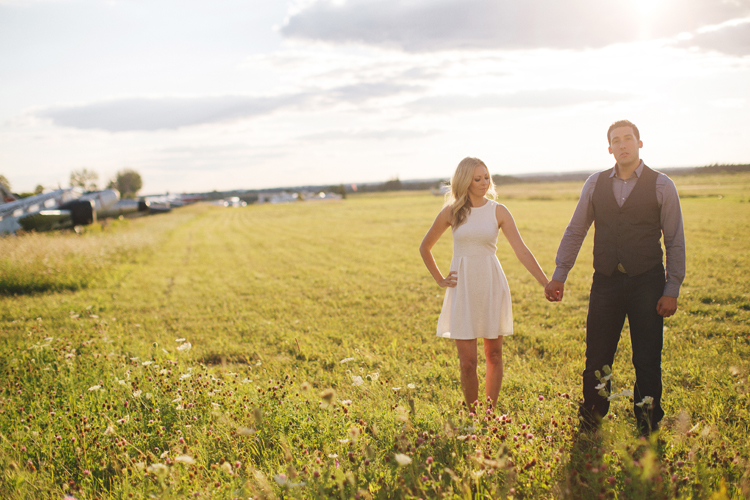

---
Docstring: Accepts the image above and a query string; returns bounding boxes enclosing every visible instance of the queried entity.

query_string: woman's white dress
[436,200,513,339]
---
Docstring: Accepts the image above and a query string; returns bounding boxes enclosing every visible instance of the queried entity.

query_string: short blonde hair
[444,157,496,228]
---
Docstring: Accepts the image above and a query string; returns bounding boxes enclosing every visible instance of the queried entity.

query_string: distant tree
[380,177,402,192]
[34,184,44,194]
[0,174,10,191]
[330,184,347,199]
[108,168,143,198]
[70,168,99,191]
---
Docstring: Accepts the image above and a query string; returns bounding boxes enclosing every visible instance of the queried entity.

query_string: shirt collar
[611,160,645,180]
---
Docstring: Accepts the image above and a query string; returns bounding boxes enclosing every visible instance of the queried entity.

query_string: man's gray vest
[592,165,663,277]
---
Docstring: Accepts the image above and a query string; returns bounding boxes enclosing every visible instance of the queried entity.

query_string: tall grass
[0,211,200,295]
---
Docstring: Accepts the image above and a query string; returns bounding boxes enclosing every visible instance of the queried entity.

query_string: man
[545,120,685,436]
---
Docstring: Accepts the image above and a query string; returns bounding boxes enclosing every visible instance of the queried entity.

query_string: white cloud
[409,89,632,113]
[673,17,750,56]
[281,0,750,54]
[36,82,421,132]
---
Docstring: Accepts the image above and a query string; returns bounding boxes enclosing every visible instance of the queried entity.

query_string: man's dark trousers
[579,264,666,433]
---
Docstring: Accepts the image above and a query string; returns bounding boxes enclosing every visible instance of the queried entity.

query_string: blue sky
[1,0,749,193]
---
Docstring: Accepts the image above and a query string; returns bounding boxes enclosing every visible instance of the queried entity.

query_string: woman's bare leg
[455,339,479,408]
[484,337,504,406]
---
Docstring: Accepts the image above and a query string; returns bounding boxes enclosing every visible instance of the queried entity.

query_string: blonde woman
[420,157,549,408]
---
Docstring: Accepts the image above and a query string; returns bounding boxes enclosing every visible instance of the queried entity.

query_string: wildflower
[116,415,130,424]
[274,474,288,486]
[392,387,402,392]
[176,342,192,352]
[103,425,115,436]
[147,463,168,477]
[340,357,355,364]
[175,455,195,465]
[538,395,545,401]
[172,396,182,403]
[368,372,379,381]
[348,426,361,442]
[636,396,654,408]
[407,383,416,389]
[180,374,191,380]
[351,376,364,386]
[130,357,140,361]
[221,462,233,474]
[320,388,336,407]
[132,390,142,398]
[211,402,220,408]
[142,360,153,366]
[394,454,412,466]
[341,399,352,405]
[338,439,350,444]
[328,454,338,458]
[88,385,102,391]
[300,381,311,391]
[237,427,256,435]
[175,338,186,342]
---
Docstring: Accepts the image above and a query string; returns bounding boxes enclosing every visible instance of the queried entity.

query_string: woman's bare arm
[419,206,457,288]
[496,204,549,287]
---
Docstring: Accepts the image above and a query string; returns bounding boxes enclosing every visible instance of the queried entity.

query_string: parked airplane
[0,188,121,234]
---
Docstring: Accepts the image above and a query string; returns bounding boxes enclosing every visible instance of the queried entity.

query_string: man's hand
[545,280,564,302]
[657,296,678,317]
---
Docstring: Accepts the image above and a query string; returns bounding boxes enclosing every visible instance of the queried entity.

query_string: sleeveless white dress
[436,200,513,339]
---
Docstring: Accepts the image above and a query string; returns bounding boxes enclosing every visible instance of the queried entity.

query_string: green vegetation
[1,173,749,499]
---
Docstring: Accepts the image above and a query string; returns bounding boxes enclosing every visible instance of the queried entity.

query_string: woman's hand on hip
[438,271,458,288]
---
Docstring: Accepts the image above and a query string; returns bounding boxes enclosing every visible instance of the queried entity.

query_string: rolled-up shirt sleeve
[658,175,686,297]
[551,173,598,283]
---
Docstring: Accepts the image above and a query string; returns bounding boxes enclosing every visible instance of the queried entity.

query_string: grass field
[1,172,749,499]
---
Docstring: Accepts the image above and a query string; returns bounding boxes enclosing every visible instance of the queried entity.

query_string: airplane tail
[0,183,18,204]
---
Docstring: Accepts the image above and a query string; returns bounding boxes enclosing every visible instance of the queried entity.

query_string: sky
[1,0,749,194]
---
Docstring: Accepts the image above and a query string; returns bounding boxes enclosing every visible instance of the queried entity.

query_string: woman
[420,157,549,408]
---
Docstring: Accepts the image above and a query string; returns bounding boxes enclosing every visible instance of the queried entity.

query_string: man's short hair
[607,120,640,144]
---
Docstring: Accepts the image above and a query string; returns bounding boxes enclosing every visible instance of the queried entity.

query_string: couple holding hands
[420,120,685,436]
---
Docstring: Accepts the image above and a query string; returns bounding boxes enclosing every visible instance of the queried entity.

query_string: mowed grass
[1,172,749,499]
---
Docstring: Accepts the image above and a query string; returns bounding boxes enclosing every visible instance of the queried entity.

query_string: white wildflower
[88,385,102,391]
[394,454,412,466]
[338,439,350,444]
[145,392,153,399]
[241,378,252,384]
[237,427,256,435]
[147,463,168,476]
[132,390,142,398]
[636,396,654,408]
[595,382,606,390]
[351,375,364,386]
[103,425,116,436]
[142,361,153,366]
[175,455,195,465]
[176,342,192,352]
[211,402,220,408]
[130,357,140,361]
[340,357,355,364]
[392,387,402,391]
[274,474,288,486]
[368,372,379,381]
[180,373,191,380]
[116,415,130,424]
[175,338,186,342]
[172,396,182,403]
[407,383,416,389]
[327,454,338,459]
[341,399,352,405]
[221,462,232,474]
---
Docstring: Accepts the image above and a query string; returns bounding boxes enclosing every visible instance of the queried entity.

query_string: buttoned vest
[592,165,662,277]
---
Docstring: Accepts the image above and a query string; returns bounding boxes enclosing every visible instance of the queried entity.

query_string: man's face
[608,126,642,168]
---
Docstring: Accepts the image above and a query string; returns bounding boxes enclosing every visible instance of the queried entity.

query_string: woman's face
[467,165,490,199]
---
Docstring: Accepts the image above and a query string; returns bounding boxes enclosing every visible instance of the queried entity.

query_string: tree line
[0,168,143,199]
